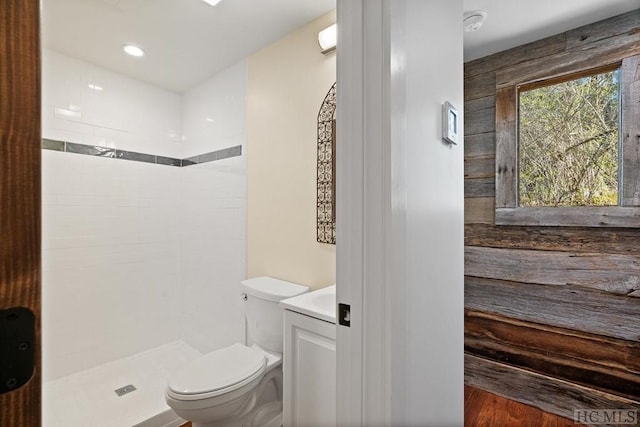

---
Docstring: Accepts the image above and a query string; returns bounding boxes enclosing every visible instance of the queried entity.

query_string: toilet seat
[167,343,267,401]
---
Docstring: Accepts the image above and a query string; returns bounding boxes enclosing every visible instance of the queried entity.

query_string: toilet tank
[241,277,309,353]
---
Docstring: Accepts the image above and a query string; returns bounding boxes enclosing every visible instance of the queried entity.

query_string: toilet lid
[168,343,266,398]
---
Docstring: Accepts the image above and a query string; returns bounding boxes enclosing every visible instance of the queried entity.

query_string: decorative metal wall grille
[317,82,337,244]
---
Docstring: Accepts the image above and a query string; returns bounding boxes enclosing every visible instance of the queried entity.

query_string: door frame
[0,1,42,426]
[336,2,465,425]
[336,1,393,425]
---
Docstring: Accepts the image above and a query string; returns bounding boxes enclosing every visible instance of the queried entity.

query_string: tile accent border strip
[41,138,242,167]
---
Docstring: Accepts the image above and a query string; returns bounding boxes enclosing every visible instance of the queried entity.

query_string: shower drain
[114,384,137,397]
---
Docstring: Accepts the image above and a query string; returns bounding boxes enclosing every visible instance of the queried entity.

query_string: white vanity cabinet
[280,286,337,427]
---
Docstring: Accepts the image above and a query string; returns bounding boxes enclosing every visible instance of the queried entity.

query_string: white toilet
[165,277,309,427]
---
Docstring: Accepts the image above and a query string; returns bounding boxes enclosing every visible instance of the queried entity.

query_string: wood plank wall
[464,10,640,420]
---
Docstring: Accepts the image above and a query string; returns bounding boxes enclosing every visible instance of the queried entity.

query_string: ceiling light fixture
[463,11,487,32]
[201,0,223,6]
[318,24,337,55]
[88,84,103,91]
[123,44,145,57]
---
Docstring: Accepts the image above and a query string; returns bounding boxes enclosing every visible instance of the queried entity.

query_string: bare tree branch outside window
[518,69,620,207]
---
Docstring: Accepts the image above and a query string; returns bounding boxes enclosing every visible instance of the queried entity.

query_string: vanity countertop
[280,284,336,324]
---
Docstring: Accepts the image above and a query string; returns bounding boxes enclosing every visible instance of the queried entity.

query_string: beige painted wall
[247,11,336,289]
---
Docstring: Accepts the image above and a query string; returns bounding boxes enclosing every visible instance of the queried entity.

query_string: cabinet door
[283,311,336,427]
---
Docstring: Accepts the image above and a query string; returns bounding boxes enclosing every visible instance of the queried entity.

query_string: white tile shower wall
[42,150,182,381]
[178,157,247,355]
[181,60,247,158]
[179,61,247,353]
[179,158,246,354]
[42,49,183,158]
[42,53,247,380]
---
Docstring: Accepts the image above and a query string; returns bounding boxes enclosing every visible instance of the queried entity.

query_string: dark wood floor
[465,386,581,427]
[180,386,579,426]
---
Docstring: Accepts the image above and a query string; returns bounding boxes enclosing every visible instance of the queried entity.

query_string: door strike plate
[338,303,351,327]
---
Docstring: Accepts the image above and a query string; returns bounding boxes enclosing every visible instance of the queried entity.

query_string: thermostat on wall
[442,101,458,145]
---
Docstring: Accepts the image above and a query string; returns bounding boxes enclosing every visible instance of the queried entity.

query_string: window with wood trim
[495,54,640,227]
[519,66,620,207]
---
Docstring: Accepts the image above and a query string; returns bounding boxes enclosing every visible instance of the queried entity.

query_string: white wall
[42,51,248,380]
[42,152,182,380]
[336,0,464,427]
[336,2,462,424]
[42,50,185,381]
[390,0,464,424]
[42,49,183,157]
[182,61,247,158]
[179,63,247,353]
[247,11,336,290]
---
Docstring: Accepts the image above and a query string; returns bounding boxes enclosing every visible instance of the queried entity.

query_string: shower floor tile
[43,341,202,427]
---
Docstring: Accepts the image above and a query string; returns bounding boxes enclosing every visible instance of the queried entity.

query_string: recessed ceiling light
[123,44,145,57]
[201,0,223,6]
[88,84,103,91]
[463,11,487,32]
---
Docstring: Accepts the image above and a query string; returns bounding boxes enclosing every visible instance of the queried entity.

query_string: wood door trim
[0,1,42,426]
